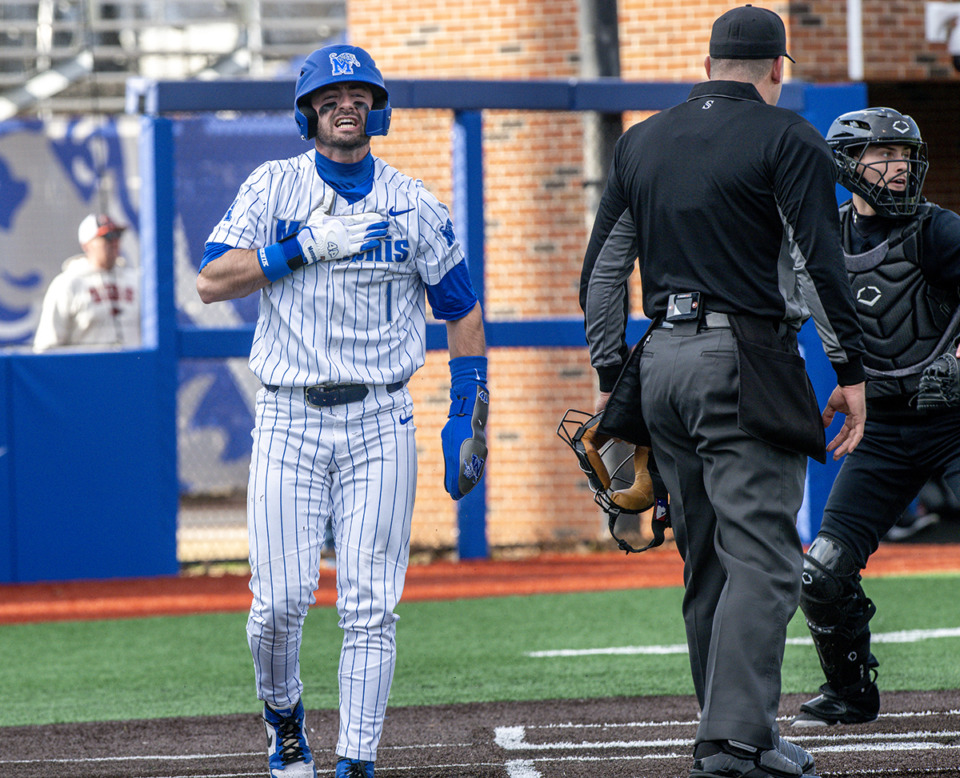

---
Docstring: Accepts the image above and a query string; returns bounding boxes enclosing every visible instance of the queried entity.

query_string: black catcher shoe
[792,681,880,726]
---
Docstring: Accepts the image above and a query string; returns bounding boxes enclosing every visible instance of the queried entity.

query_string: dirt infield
[2,544,959,777]
[2,542,958,625]
[1,690,958,777]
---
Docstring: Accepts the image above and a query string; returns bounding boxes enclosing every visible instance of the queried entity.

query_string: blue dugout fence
[0,77,865,582]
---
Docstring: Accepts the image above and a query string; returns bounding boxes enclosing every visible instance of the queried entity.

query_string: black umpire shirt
[581,80,865,392]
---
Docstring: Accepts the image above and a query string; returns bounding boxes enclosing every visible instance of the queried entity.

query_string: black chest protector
[841,202,960,400]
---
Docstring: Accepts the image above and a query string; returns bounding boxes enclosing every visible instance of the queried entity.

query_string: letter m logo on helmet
[329,51,361,76]
[295,44,392,141]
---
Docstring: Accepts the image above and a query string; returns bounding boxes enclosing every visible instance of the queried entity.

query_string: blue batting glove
[442,356,489,500]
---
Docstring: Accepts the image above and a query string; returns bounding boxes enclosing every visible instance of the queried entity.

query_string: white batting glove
[297,211,388,263]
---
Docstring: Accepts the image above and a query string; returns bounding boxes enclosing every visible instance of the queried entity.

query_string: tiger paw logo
[329,52,361,76]
[440,219,456,248]
[464,454,485,484]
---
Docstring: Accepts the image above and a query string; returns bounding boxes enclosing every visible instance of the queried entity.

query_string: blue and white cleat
[335,757,375,777]
[262,700,317,777]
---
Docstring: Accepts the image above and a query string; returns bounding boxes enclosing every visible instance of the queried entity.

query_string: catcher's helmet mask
[825,107,928,219]
[295,44,392,141]
[557,409,670,554]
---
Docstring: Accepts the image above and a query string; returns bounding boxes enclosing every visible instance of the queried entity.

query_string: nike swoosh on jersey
[399,414,414,424]
[388,206,415,217]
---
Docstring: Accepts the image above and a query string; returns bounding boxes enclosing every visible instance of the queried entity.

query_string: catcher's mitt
[557,409,670,554]
[916,352,960,412]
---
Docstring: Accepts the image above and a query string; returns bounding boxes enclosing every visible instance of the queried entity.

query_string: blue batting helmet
[294,44,392,140]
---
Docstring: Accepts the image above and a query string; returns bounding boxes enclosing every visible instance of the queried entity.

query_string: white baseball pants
[246,383,416,762]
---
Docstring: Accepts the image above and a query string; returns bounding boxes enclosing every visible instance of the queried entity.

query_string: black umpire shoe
[776,735,815,774]
[791,681,880,727]
[689,739,817,777]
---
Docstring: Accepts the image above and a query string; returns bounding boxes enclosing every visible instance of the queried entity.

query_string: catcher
[792,107,960,728]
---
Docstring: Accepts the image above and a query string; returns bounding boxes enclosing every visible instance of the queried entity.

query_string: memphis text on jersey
[279,218,410,263]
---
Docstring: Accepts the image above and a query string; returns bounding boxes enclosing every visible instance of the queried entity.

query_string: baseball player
[197,44,488,778]
[793,108,960,727]
[33,213,139,352]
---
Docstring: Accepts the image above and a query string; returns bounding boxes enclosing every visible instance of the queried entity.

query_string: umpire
[580,6,866,778]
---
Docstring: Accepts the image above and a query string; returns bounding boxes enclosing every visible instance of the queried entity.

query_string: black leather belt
[264,380,406,408]
[660,312,730,329]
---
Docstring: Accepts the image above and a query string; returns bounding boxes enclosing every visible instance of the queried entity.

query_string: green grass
[1,575,957,727]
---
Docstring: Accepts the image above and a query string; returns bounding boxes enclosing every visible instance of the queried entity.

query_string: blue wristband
[257,234,304,282]
[449,355,487,392]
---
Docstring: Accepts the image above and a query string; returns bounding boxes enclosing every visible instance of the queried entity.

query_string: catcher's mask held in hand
[557,409,670,554]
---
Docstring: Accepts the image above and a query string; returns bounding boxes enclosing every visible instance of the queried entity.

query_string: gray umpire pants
[639,323,806,750]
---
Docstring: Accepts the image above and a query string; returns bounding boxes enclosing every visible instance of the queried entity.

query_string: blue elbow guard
[441,356,489,500]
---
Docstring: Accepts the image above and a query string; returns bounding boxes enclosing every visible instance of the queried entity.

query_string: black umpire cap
[710,4,796,63]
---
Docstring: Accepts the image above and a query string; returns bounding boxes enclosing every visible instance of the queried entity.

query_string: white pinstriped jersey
[207,150,464,387]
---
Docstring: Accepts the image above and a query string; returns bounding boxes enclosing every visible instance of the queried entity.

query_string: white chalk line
[527,626,960,657]
[526,708,960,731]
[498,714,960,778]
[0,742,472,767]
[505,752,960,778]
[6,711,959,775]
[91,773,260,778]
[494,725,960,752]
[0,751,262,765]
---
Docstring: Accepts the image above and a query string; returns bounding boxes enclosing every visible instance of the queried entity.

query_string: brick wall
[789,1,960,82]
[619,0,752,80]
[350,0,598,553]
[348,1,960,554]
[784,1,960,213]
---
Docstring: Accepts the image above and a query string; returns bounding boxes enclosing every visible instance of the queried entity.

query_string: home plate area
[2,690,959,778]
[485,692,960,778]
